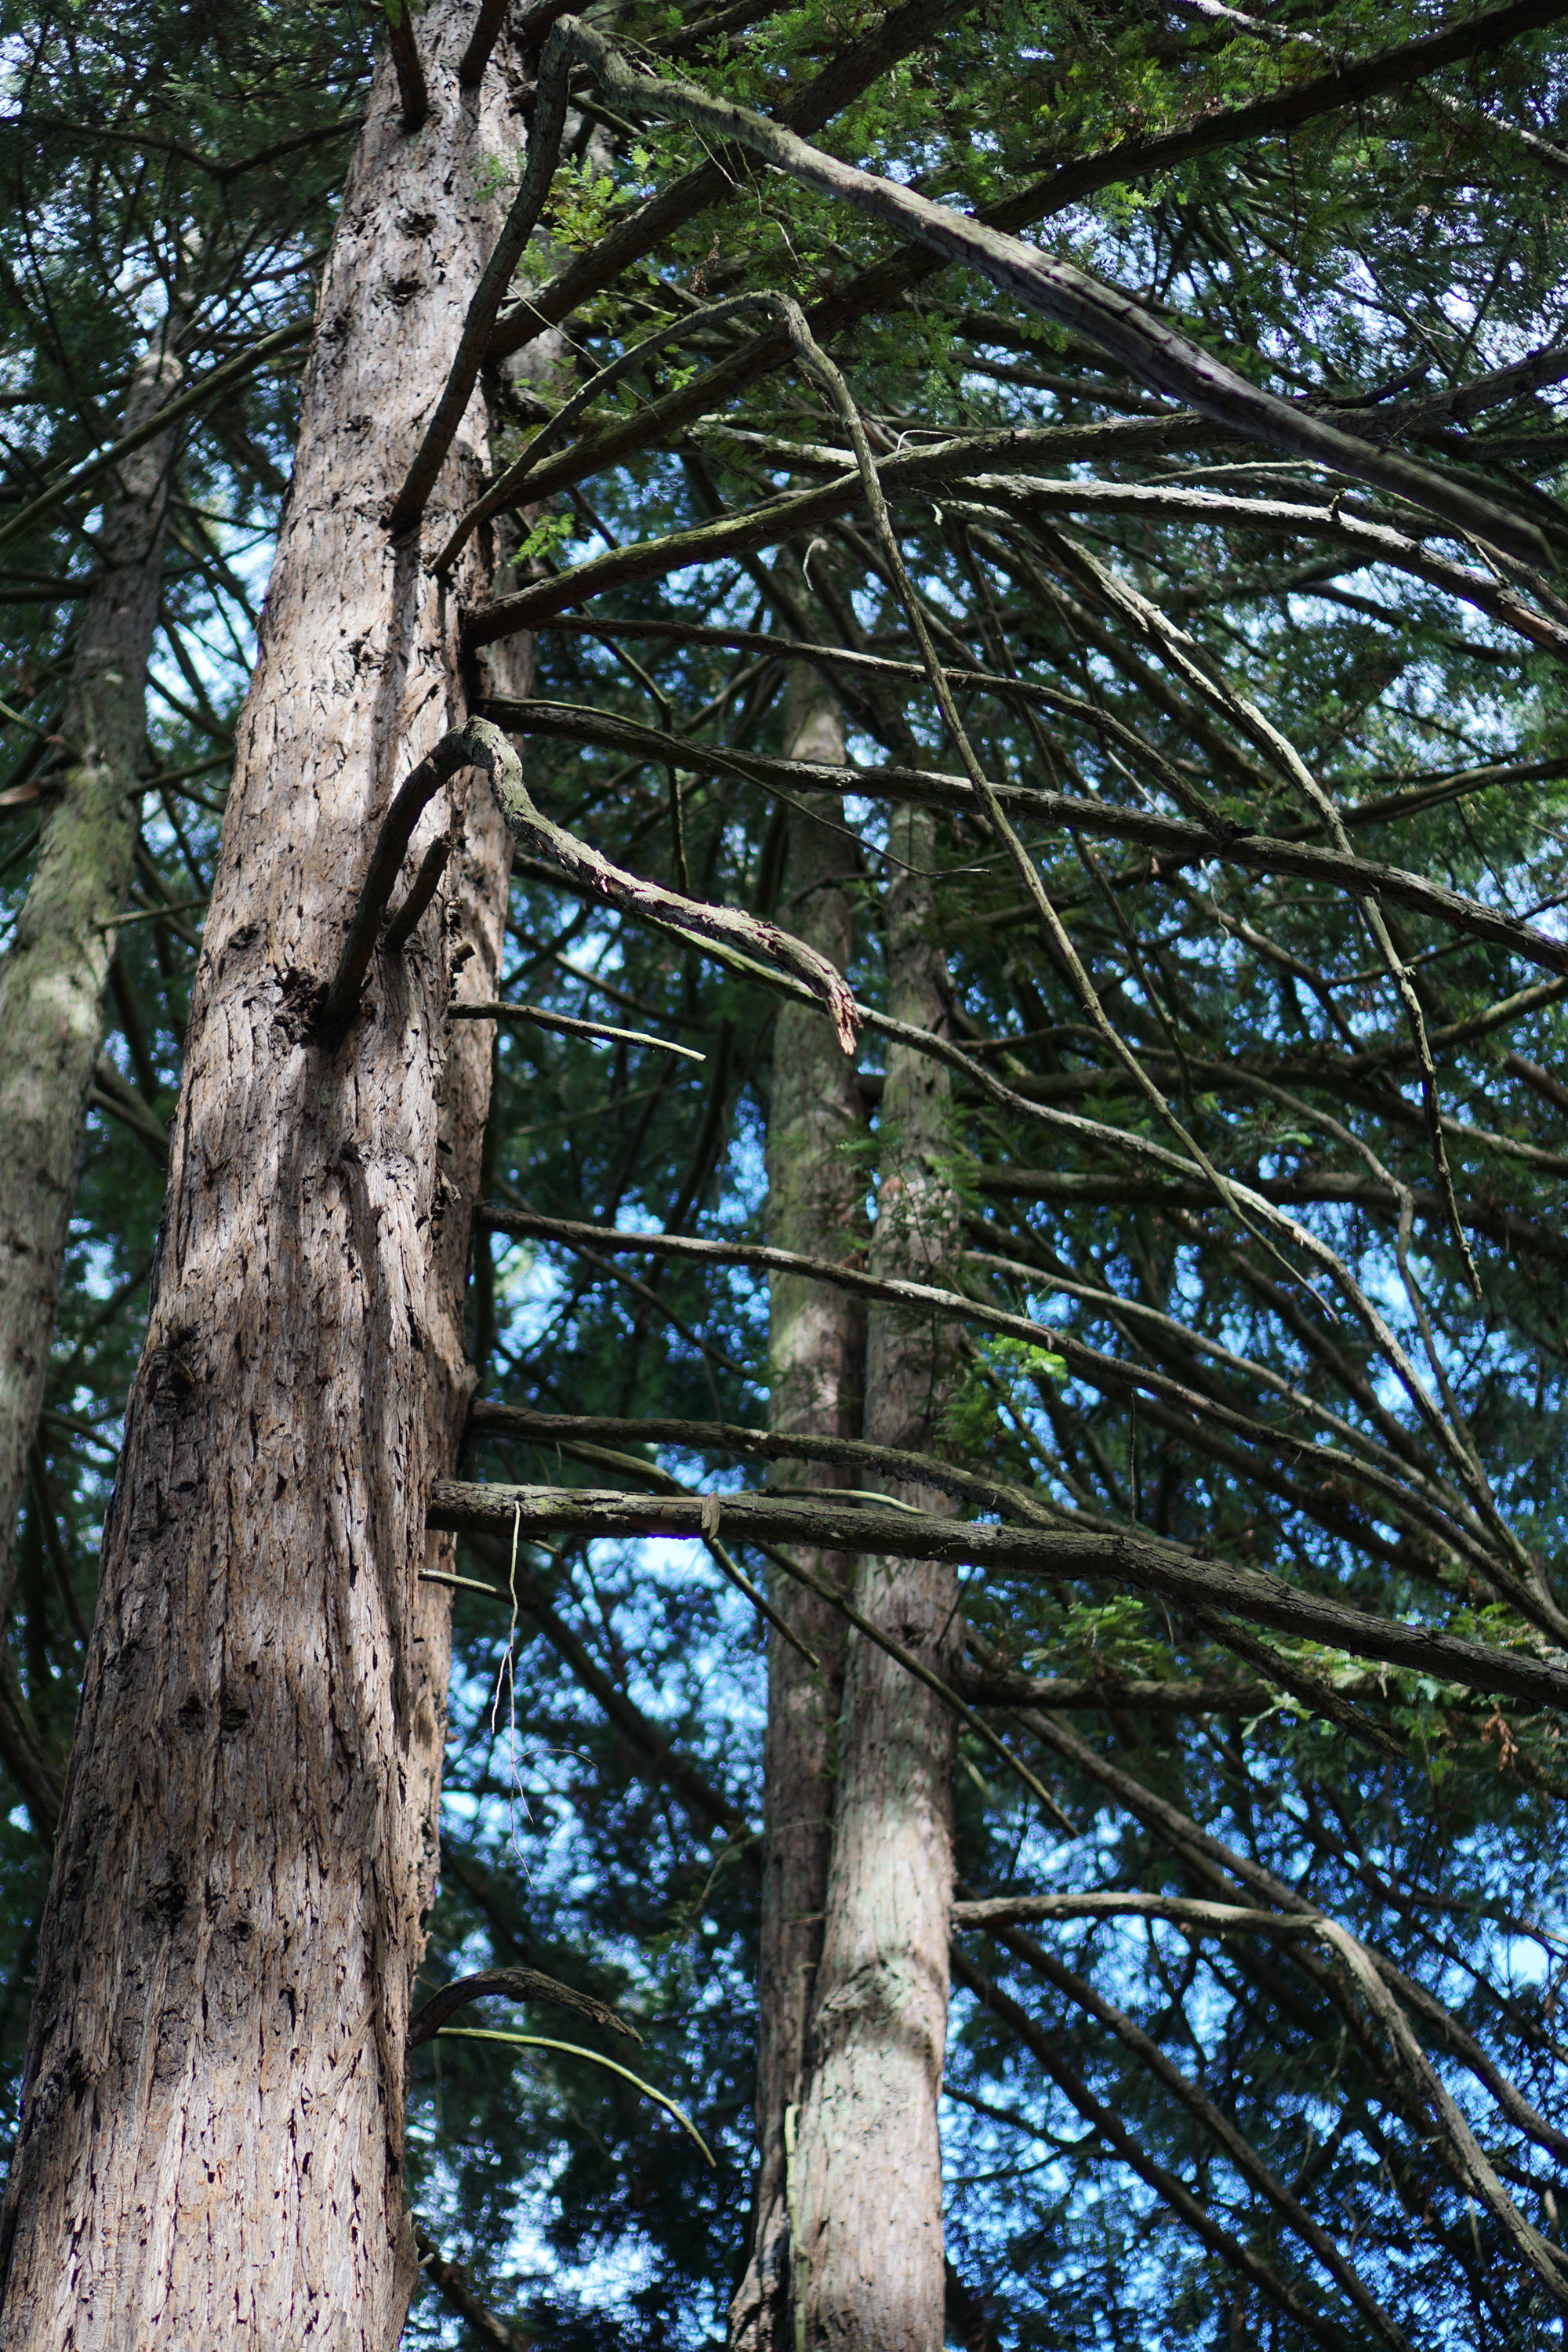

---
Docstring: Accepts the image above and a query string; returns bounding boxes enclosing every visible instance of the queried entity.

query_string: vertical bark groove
[0,16,522,2346]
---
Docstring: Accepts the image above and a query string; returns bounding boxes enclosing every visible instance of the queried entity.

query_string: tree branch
[384,2,430,132]
[427,1476,1568,1716]
[408,1964,640,2049]
[412,2221,528,2352]
[519,16,1550,564]
[386,49,573,535]
[483,697,1568,981]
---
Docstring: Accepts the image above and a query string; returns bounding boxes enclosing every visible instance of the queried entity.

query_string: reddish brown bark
[0,14,524,2345]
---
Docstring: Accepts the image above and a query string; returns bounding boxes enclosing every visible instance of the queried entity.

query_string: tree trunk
[732,662,865,2352]
[791,801,960,2352]
[0,349,181,1697]
[0,15,523,2346]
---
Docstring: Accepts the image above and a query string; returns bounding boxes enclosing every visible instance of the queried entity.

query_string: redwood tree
[0,9,525,2338]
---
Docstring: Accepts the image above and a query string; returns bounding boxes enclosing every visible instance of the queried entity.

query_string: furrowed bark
[0,349,180,1653]
[732,662,865,2352]
[0,14,522,2346]
[791,801,960,2351]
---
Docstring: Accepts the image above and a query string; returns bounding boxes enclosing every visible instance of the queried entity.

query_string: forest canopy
[1,0,1567,2347]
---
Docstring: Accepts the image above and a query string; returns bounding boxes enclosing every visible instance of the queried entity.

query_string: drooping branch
[318,717,858,1052]
[483,698,1568,980]
[483,0,1568,568]
[982,1917,1413,2348]
[948,1943,1355,2349]
[471,720,858,1048]
[1018,1708,1568,2165]
[516,16,1550,564]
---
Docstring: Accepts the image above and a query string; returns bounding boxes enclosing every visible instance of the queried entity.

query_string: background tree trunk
[0,348,181,1693]
[732,660,865,2352]
[792,800,960,2351]
[0,14,521,2345]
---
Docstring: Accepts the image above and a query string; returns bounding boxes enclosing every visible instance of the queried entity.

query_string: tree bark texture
[0,15,525,2347]
[792,801,960,2352]
[732,662,865,2352]
[0,350,180,1655]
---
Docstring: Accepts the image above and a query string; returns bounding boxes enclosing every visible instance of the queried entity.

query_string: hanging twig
[451,996,705,1061]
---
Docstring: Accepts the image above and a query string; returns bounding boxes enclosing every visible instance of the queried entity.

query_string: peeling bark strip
[0,14,521,2346]
[0,350,181,1660]
[731,663,864,2352]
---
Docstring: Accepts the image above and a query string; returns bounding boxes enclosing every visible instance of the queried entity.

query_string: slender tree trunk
[0,15,523,2346]
[0,349,180,1668]
[791,801,960,2352]
[732,662,865,2352]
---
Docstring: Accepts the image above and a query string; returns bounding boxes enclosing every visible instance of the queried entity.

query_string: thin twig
[451,996,705,1061]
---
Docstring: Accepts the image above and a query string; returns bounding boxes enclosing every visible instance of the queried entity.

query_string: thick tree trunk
[0,16,522,2347]
[732,662,865,2352]
[791,802,960,2351]
[0,350,180,1669]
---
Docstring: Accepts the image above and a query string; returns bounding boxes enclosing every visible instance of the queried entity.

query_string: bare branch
[427,1477,1568,1715]
[408,1965,640,2049]
[383,3,430,132]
